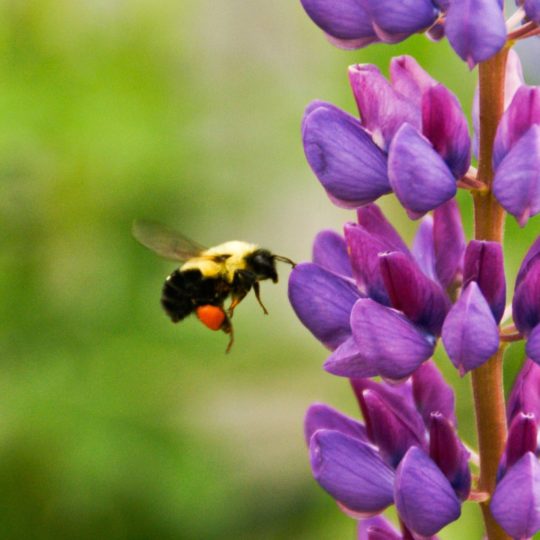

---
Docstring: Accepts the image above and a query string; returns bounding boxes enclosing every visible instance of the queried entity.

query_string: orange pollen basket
[196,305,226,331]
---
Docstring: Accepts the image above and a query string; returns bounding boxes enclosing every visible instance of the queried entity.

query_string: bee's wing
[132,219,207,262]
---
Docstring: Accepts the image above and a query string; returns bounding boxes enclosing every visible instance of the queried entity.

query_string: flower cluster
[291,2,540,538]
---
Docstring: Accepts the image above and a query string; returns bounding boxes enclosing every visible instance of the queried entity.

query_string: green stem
[471,48,511,540]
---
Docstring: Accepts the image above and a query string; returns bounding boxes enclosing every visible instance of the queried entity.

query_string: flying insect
[132,220,295,352]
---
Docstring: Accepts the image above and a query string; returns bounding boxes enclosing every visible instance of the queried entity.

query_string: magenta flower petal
[356,204,410,254]
[526,324,540,366]
[441,282,499,375]
[312,230,353,277]
[493,125,540,226]
[412,216,436,280]
[422,85,471,179]
[394,447,461,536]
[389,55,437,109]
[433,199,466,288]
[348,64,419,150]
[361,389,425,467]
[507,359,540,424]
[380,251,450,336]
[491,453,540,539]
[412,360,456,427]
[357,516,401,540]
[300,0,376,43]
[463,240,506,323]
[516,236,540,288]
[513,250,540,334]
[501,413,538,476]
[388,123,457,218]
[304,403,367,445]
[288,263,361,350]
[493,86,540,168]
[445,0,506,68]
[310,429,395,514]
[429,413,471,500]
[303,103,391,208]
[325,336,380,379]
[349,299,436,380]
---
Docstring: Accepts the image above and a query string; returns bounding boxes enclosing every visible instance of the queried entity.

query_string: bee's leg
[228,270,256,318]
[253,282,268,315]
[221,316,234,353]
[228,293,246,318]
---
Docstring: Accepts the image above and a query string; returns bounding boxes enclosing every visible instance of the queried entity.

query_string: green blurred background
[1,1,539,538]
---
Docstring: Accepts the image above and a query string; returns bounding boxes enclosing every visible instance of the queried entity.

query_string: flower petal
[349,298,436,380]
[442,282,500,375]
[303,103,391,208]
[500,413,538,477]
[433,199,466,289]
[516,235,540,289]
[507,359,540,425]
[288,263,361,350]
[357,516,401,540]
[379,251,450,336]
[445,0,506,68]
[390,55,437,109]
[524,0,540,22]
[310,429,395,514]
[312,229,353,277]
[463,240,506,323]
[422,85,471,179]
[348,64,419,150]
[304,403,367,445]
[388,123,457,218]
[411,216,436,280]
[325,336,380,379]
[395,447,461,536]
[513,251,540,334]
[526,324,540,366]
[491,453,540,539]
[493,125,540,226]
[412,360,456,427]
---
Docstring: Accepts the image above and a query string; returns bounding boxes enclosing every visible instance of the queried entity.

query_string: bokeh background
[1,1,539,538]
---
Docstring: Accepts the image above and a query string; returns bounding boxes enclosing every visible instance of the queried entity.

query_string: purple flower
[305,371,468,536]
[519,0,540,23]
[302,58,470,217]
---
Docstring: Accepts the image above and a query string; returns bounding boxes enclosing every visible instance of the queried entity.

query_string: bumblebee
[132,220,295,352]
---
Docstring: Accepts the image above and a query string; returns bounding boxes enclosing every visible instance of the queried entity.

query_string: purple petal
[463,240,506,323]
[351,378,427,446]
[356,204,410,254]
[493,86,540,168]
[501,413,538,476]
[312,230,353,277]
[422,85,471,179]
[348,64,419,150]
[288,263,361,350]
[361,389,425,468]
[388,123,457,218]
[516,235,540,289]
[507,359,540,425]
[493,125,540,226]
[357,516,401,540]
[394,447,461,536]
[412,216,436,280]
[325,336,380,379]
[310,429,395,514]
[429,413,471,501]
[348,299,436,380]
[390,55,437,109]
[524,0,540,22]
[513,252,540,334]
[304,403,367,445]
[526,324,540,366]
[300,0,376,41]
[433,199,466,288]
[441,282,499,376]
[445,0,506,68]
[344,223,391,305]
[379,251,450,336]
[363,0,438,43]
[412,360,456,427]
[491,453,540,539]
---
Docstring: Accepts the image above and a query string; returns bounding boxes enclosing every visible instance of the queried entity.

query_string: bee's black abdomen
[161,269,230,323]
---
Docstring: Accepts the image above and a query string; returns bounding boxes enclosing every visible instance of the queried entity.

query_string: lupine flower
[518,0,540,23]
[303,57,470,218]
[299,0,507,66]
[305,363,469,537]
[512,237,540,364]
[289,202,465,380]
[490,361,540,538]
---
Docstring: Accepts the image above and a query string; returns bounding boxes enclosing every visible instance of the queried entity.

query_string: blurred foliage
[0,0,538,538]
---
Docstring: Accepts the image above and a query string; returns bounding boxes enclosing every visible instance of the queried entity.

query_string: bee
[132,220,295,352]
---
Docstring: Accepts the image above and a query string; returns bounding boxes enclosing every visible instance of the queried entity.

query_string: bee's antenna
[274,255,296,267]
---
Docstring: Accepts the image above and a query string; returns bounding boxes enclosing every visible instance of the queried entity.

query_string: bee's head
[248,249,279,282]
